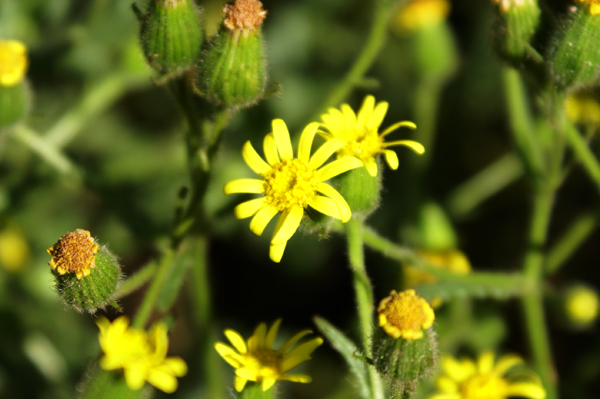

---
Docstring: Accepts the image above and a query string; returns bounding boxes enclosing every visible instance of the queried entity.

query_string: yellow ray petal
[270,241,287,263]
[242,141,271,174]
[162,357,188,376]
[477,352,495,374]
[263,133,280,166]
[272,119,293,160]
[266,319,283,348]
[382,140,425,155]
[442,357,476,382]
[278,329,312,354]
[262,377,277,391]
[436,376,458,393]
[271,206,303,246]
[236,367,259,381]
[380,120,417,137]
[317,157,363,181]
[234,376,248,392]
[224,179,265,195]
[364,157,378,177]
[308,196,343,219]
[253,322,268,349]
[124,366,146,391]
[235,198,266,219]
[505,382,547,399]
[281,337,323,372]
[357,95,375,128]
[309,138,347,169]
[147,369,178,393]
[369,101,389,129]
[383,150,399,170]
[224,330,247,354]
[279,374,312,383]
[493,354,523,376]
[298,123,319,163]
[316,183,351,222]
[341,104,357,130]
[214,343,244,367]
[249,206,279,236]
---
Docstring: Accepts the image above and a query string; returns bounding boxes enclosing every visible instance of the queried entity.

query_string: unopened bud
[199,0,267,108]
[492,0,541,64]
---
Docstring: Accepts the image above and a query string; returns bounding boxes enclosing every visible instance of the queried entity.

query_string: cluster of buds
[134,0,269,108]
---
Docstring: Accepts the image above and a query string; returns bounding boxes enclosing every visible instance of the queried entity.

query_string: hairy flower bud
[47,229,122,314]
[549,3,600,90]
[199,0,267,108]
[492,0,541,65]
[138,0,204,77]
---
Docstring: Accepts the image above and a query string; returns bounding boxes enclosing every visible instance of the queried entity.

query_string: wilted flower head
[319,95,424,177]
[215,319,323,392]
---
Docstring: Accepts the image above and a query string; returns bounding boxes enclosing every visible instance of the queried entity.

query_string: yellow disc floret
[47,229,99,279]
[263,159,320,211]
[377,289,435,340]
[0,40,28,87]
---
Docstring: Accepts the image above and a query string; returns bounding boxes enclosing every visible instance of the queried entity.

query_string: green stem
[345,217,385,399]
[114,261,157,299]
[546,211,597,275]
[132,249,176,328]
[502,67,544,176]
[565,121,600,198]
[521,186,557,399]
[446,152,524,218]
[314,2,393,115]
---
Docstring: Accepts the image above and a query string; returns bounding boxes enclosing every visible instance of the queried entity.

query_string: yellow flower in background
[224,119,362,262]
[395,0,450,32]
[577,0,600,15]
[430,352,546,399]
[0,40,28,86]
[377,289,435,340]
[404,249,471,288]
[96,316,187,393]
[0,225,30,272]
[565,92,600,127]
[564,285,599,327]
[215,319,323,392]
[319,95,424,177]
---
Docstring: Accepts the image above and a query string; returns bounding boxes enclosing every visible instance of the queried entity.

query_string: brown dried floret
[47,229,99,279]
[223,0,267,31]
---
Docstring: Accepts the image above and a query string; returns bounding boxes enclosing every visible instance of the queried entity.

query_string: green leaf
[314,316,371,399]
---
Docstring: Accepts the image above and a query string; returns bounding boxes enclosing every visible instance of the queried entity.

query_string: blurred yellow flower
[96,316,187,393]
[564,285,599,327]
[565,92,600,127]
[395,0,450,32]
[377,289,435,340]
[215,319,323,392]
[577,0,600,15]
[404,249,471,288]
[0,40,28,86]
[430,352,546,399]
[319,95,424,177]
[224,119,362,262]
[0,225,30,272]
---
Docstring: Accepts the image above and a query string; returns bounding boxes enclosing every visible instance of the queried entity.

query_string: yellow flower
[0,40,28,87]
[0,225,30,272]
[96,316,188,393]
[577,0,600,15]
[430,352,546,399]
[565,92,600,127]
[404,249,471,288]
[47,229,99,279]
[564,285,599,326]
[377,289,435,340]
[319,95,424,177]
[215,319,323,392]
[395,0,450,32]
[224,119,362,262]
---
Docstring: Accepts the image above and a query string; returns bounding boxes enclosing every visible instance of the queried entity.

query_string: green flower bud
[138,0,204,76]
[492,0,541,65]
[549,3,600,90]
[372,289,438,398]
[47,229,122,314]
[0,40,30,128]
[332,162,381,218]
[199,0,267,108]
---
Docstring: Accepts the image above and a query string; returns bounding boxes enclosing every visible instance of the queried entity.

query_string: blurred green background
[1,0,599,398]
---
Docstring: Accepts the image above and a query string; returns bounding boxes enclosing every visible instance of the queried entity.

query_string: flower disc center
[264,158,319,211]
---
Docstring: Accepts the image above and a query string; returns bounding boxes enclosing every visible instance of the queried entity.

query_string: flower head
[215,319,323,392]
[47,229,99,279]
[224,119,362,262]
[96,316,187,393]
[0,40,28,87]
[565,92,600,127]
[564,285,599,327]
[395,0,450,32]
[377,289,435,340]
[223,0,267,32]
[430,352,546,399]
[319,95,424,177]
